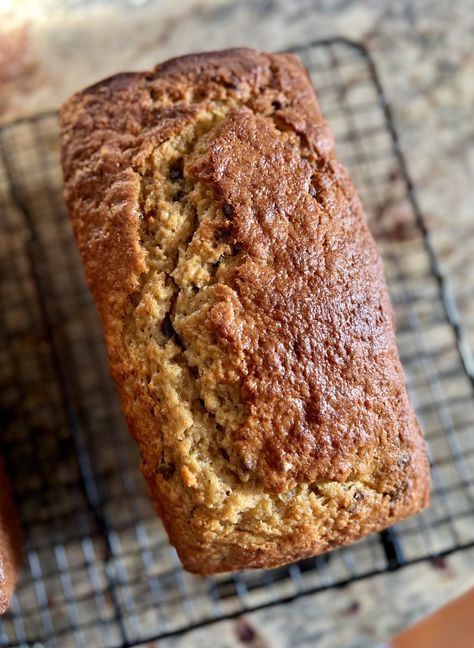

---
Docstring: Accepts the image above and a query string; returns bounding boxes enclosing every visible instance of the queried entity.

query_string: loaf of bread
[60,48,430,573]
[0,457,21,613]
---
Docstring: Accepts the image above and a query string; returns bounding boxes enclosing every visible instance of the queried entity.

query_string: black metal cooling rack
[1,38,474,648]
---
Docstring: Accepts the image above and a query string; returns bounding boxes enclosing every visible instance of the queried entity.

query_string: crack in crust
[127,111,249,489]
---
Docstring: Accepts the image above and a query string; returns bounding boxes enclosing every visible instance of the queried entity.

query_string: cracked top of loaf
[60,48,429,573]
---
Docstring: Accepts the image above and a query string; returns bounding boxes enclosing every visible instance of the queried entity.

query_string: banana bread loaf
[60,48,430,573]
[0,457,21,613]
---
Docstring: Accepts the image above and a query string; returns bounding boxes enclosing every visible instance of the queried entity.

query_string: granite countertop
[1,1,473,647]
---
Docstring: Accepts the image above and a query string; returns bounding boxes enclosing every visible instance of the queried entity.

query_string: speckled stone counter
[1,1,473,646]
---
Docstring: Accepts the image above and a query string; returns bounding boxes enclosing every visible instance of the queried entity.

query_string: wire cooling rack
[1,38,474,648]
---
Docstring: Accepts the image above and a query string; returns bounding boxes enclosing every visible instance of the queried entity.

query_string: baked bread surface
[0,458,21,613]
[60,48,430,573]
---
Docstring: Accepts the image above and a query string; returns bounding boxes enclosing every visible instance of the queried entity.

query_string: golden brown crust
[0,457,21,614]
[60,48,430,574]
